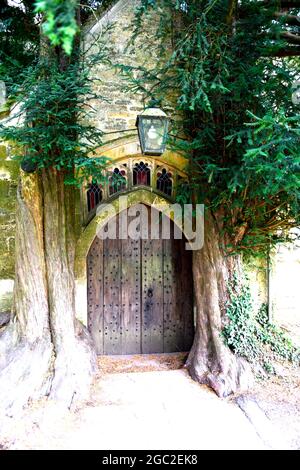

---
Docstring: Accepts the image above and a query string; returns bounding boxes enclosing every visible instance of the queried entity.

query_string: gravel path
[0,369,266,450]
[0,355,298,450]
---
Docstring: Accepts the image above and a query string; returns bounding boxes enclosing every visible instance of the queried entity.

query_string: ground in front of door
[0,354,300,450]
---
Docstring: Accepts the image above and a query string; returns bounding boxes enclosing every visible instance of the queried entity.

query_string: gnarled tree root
[186,347,253,398]
[0,321,97,418]
[47,320,97,406]
[0,324,53,417]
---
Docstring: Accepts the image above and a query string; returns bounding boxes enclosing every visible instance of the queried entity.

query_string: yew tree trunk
[0,169,96,417]
[0,172,53,416]
[186,210,253,397]
[42,168,96,404]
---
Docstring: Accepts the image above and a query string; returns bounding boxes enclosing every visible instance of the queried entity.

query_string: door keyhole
[147,288,153,298]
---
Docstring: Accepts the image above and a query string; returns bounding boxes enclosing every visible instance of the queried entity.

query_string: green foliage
[123,0,300,255]
[221,111,300,255]
[108,169,127,193]
[0,1,39,92]
[34,1,116,54]
[222,275,300,373]
[0,2,118,185]
[35,0,79,55]
[0,42,111,185]
[175,178,191,204]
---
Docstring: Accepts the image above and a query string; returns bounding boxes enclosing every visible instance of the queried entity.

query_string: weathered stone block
[129,107,144,112]
[114,99,131,106]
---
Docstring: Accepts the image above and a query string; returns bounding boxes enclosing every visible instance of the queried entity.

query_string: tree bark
[42,168,97,404]
[0,172,53,416]
[186,210,253,398]
[0,169,96,417]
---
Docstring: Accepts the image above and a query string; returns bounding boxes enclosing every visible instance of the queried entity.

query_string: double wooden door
[87,206,194,355]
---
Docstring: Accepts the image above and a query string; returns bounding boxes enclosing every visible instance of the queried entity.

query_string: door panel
[87,237,104,354]
[120,237,141,354]
[163,235,184,353]
[103,228,122,355]
[141,238,164,354]
[87,205,194,355]
[180,240,195,350]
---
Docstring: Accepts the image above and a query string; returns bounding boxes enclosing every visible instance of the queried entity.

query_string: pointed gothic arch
[75,188,194,332]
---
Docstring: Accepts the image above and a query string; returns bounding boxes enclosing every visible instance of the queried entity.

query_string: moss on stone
[0,143,19,279]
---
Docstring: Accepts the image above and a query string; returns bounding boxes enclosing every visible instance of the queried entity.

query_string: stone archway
[74,189,194,339]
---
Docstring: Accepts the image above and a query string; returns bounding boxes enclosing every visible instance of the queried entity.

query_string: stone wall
[0,142,19,313]
[244,257,268,313]
[83,0,173,147]
[269,240,300,346]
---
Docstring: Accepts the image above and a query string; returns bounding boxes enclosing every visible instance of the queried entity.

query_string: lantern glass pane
[139,116,168,155]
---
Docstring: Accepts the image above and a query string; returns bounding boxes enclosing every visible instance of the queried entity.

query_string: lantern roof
[139,107,168,118]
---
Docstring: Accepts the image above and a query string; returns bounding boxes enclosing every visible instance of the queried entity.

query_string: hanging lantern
[136,106,169,156]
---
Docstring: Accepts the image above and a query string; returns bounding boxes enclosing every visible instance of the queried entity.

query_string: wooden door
[87,206,194,355]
